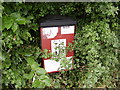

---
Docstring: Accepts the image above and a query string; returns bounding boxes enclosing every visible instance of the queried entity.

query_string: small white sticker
[61,26,74,34]
[42,27,58,39]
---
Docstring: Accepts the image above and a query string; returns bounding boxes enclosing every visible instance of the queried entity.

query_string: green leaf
[4,60,11,69]
[36,68,46,75]
[0,52,2,61]
[16,18,26,24]
[27,57,34,65]
[27,16,34,20]
[3,16,13,29]
[93,76,98,83]
[10,13,21,19]
[0,63,2,69]
[24,51,32,56]
[12,23,18,32]
[32,80,40,88]
[54,80,60,88]
[0,13,2,18]
[26,32,31,37]
[31,63,39,70]
[43,79,51,86]
[0,5,4,10]
[24,71,34,79]
[16,77,22,86]
[37,83,45,88]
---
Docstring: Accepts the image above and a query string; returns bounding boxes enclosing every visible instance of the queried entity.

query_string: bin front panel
[40,25,75,73]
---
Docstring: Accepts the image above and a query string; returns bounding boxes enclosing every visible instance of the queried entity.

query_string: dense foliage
[1,2,120,88]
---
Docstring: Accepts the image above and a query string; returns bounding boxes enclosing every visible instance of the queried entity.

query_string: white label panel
[61,26,74,34]
[44,60,61,72]
[51,39,66,55]
[44,56,73,72]
[42,27,58,39]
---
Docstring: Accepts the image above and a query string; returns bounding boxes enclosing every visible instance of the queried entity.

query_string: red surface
[40,26,75,73]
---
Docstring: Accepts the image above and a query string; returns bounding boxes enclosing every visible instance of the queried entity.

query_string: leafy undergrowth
[1,2,120,88]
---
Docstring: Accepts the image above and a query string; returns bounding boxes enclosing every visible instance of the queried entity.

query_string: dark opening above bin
[40,15,76,27]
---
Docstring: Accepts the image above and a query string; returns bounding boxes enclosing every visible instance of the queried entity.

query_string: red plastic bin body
[40,15,76,73]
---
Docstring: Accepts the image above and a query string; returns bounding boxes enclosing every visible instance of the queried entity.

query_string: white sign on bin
[42,27,58,39]
[61,26,74,34]
[44,56,73,72]
[51,39,66,55]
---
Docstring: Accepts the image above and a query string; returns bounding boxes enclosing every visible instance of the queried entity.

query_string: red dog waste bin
[40,15,76,73]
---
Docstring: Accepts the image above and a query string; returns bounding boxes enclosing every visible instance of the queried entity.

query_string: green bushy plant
[1,2,120,88]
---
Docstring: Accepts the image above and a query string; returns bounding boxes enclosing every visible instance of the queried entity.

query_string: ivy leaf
[16,18,26,25]
[4,59,11,69]
[32,80,40,88]
[93,76,98,83]
[0,13,2,18]
[87,72,92,79]
[0,52,2,61]
[44,49,48,53]
[12,23,18,32]
[54,80,60,88]
[3,16,13,30]
[26,32,31,37]
[10,13,21,19]
[27,16,34,20]
[24,71,34,79]
[37,83,45,88]
[36,68,46,75]
[0,5,4,10]
[24,74,30,79]
[24,51,32,56]
[16,77,22,86]
[26,56,34,65]
[31,63,39,70]
[39,75,46,80]
[43,79,51,86]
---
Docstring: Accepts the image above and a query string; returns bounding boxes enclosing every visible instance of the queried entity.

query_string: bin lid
[40,15,76,27]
